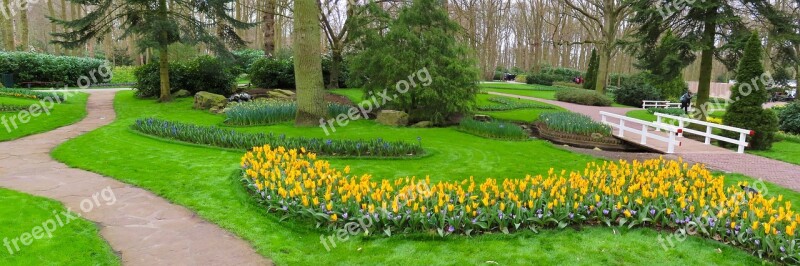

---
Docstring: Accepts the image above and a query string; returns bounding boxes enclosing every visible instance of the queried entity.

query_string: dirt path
[0,90,271,265]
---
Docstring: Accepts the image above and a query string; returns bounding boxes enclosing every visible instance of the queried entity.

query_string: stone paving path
[490,91,800,192]
[0,90,270,266]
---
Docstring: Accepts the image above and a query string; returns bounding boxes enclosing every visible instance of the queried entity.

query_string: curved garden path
[0,90,271,266]
[490,91,800,192]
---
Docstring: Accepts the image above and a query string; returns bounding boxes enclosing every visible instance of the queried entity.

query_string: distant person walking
[680,91,693,114]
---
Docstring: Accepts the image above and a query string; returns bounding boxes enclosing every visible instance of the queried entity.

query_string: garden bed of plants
[476,96,556,111]
[0,103,29,112]
[241,145,800,262]
[0,88,67,102]
[131,118,424,157]
[224,99,352,126]
[456,118,529,140]
[554,89,613,106]
[534,113,633,150]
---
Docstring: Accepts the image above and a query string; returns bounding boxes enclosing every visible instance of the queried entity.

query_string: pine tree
[583,49,598,90]
[293,0,327,126]
[634,30,693,98]
[51,0,253,102]
[722,32,779,150]
[348,0,479,124]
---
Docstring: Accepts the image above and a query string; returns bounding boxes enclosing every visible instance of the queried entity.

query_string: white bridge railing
[653,112,753,153]
[642,100,682,109]
[600,111,682,153]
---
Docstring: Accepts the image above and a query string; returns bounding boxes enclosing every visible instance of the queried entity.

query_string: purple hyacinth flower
[447,225,455,233]
[499,212,504,219]
[726,229,731,235]
[568,213,574,219]
[630,210,637,216]
[282,205,288,211]
[537,213,543,219]
[343,213,349,219]
[471,218,477,224]
[602,209,609,215]
[754,239,760,246]
[780,246,786,253]
[684,217,690,223]
[596,202,602,207]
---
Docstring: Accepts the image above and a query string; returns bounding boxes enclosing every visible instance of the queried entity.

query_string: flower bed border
[535,122,638,151]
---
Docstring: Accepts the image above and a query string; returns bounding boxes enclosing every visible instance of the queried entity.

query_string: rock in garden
[473,114,492,122]
[172,89,191,98]
[267,89,295,99]
[194,91,227,110]
[411,121,433,128]
[376,110,409,126]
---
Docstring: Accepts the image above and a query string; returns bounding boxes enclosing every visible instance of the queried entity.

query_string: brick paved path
[491,91,800,191]
[0,90,270,266]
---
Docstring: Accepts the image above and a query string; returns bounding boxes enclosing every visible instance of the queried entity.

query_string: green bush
[646,107,685,116]
[0,52,106,86]
[224,100,353,126]
[778,102,800,135]
[132,118,423,157]
[539,112,611,136]
[458,118,528,140]
[134,56,235,98]
[777,131,800,143]
[110,66,137,84]
[526,73,555,86]
[250,56,348,89]
[540,66,582,82]
[612,74,662,107]
[231,49,265,76]
[553,81,583,89]
[554,89,613,106]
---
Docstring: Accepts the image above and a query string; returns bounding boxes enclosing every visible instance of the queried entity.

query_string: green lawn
[329,88,366,104]
[475,94,564,122]
[0,93,88,142]
[750,141,800,166]
[0,188,119,265]
[47,91,777,265]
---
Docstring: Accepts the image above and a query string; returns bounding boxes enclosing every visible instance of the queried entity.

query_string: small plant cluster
[132,118,423,157]
[224,100,353,126]
[0,104,28,112]
[457,118,528,140]
[476,97,556,111]
[646,107,686,116]
[554,89,613,106]
[539,112,611,137]
[0,88,66,102]
[242,146,800,262]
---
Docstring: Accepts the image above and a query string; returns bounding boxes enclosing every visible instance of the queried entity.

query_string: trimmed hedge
[0,52,106,86]
[525,73,555,86]
[134,55,235,98]
[554,89,613,106]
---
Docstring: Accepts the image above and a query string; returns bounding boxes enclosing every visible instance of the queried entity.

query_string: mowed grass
[475,94,564,122]
[750,141,800,166]
[0,188,119,265]
[45,90,779,265]
[0,93,88,142]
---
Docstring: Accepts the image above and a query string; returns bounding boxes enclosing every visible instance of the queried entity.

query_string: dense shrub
[646,107,685,116]
[110,66,137,84]
[0,52,106,86]
[134,56,235,98]
[231,49,265,75]
[250,56,348,89]
[242,147,800,262]
[612,74,662,107]
[457,118,528,140]
[553,81,583,89]
[554,89,613,106]
[132,118,423,157]
[539,112,610,136]
[777,131,800,143]
[526,73,555,86]
[476,97,556,111]
[540,67,582,82]
[778,102,800,135]
[224,100,352,126]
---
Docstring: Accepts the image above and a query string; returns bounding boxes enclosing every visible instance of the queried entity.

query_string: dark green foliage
[224,100,352,126]
[249,56,347,89]
[633,31,694,99]
[134,56,234,97]
[457,118,528,140]
[539,112,611,136]
[540,67,583,82]
[476,97,556,111]
[231,49,265,76]
[555,89,613,106]
[779,102,800,135]
[583,49,599,90]
[348,0,479,125]
[0,52,106,86]
[132,118,424,157]
[0,104,28,112]
[612,73,663,107]
[723,33,778,150]
[646,108,685,116]
[526,73,555,86]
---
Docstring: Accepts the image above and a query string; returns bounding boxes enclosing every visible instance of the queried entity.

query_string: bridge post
[667,132,676,154]
[737,133,747,153]
[619,120,625,137]
[640,125,647,144]
[705,126,713,145]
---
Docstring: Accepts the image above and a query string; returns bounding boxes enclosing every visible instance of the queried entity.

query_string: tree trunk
[327,48,342,89]
[595,48,610,93]
[696,19,716,120]
[19,7,28,50]
[157,0,171,102]
[293,0,327,126]
[263,0,276,56]
[1,0,14,50]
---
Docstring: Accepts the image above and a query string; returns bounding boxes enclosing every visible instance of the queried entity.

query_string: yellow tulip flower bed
[241,145,799,261]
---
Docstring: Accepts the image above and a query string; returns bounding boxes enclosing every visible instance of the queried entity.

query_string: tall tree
[633,30,694,98]
[631,0,799,119]
[561,0,634,93]
[1,0,14,50]
[583,48,598,90]
[723,32,778,150]
[19,4,28,49]
[52,0,253,102]
[294,0,327,126]
[263,0,276,56]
